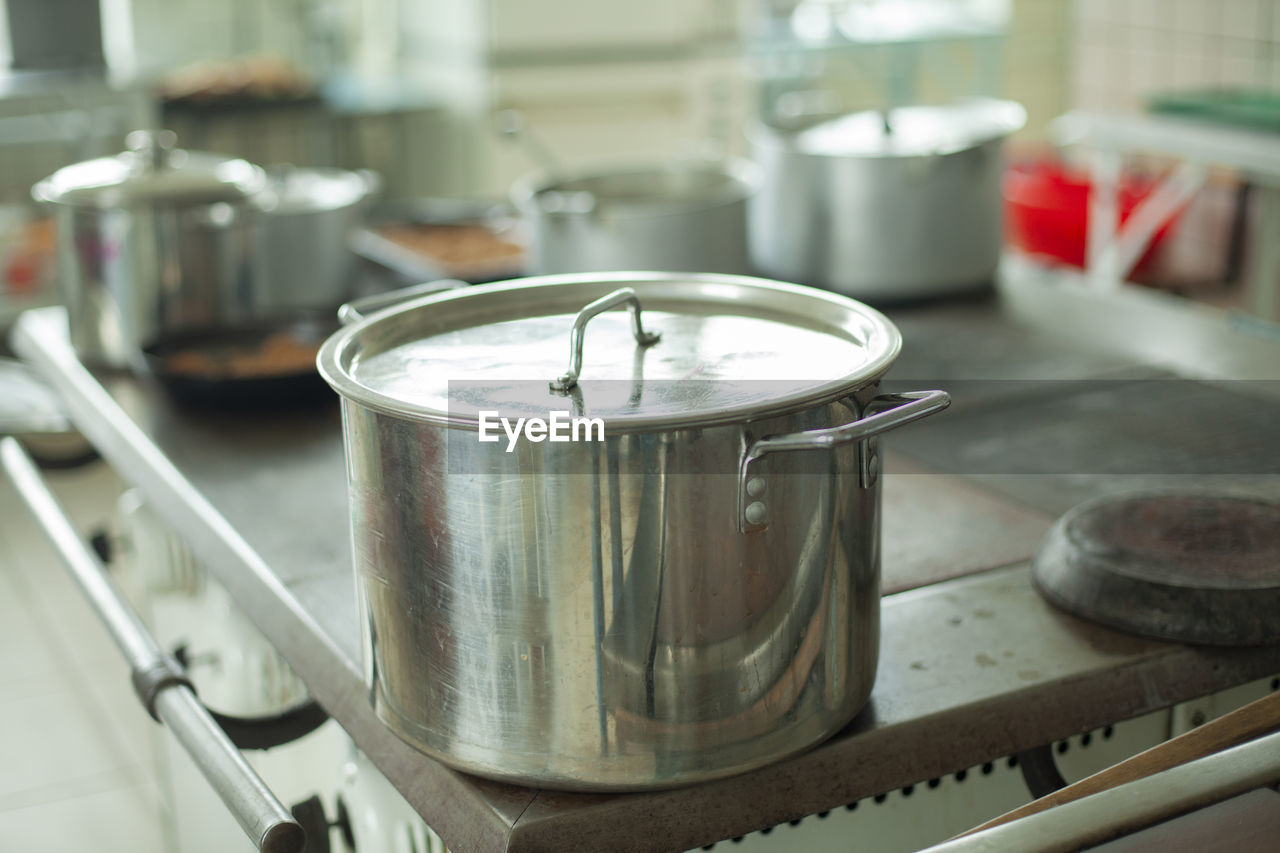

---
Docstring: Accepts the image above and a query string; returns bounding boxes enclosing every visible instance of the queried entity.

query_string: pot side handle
[549,287,661,393]
[337,279,469,325]
[738,389,950,533]
[355,168,382,198]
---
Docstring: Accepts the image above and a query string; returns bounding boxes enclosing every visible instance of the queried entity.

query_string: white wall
[1005,0,1072,139]
[125,0,313,76]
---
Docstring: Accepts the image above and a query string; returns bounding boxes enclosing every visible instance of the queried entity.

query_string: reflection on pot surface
[350,403,878,789]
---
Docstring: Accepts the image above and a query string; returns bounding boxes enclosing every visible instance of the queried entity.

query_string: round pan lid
[317,273,901,431]
[759,98,1026,159]
[32,130,265,208]
[1032,491,1280,646]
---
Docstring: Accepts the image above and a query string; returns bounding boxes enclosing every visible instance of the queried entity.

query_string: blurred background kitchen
[1,0,1279,327]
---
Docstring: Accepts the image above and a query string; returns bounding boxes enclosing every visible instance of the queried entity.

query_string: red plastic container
[1003,158,1182,276]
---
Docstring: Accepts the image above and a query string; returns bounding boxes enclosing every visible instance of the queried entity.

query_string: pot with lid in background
[318,272,949,789]
[0,358,95,468]
[749,98,1026,301]
[251,165,380,314]
[511,158,759,275]
[32,130,266,368]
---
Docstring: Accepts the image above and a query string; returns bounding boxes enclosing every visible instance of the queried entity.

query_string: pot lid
[513,159,759,218]
[779,99,1026,158]
[32,130,265,208]
[318,273,901,430]
[255,166,376,214]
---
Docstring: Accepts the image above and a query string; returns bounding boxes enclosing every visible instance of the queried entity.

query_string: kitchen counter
[11,289,1280,852]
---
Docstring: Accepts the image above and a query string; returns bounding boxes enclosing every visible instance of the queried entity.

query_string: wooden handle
[960,687,1280,837]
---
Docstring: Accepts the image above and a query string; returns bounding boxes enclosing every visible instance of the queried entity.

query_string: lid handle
[550,288,661,393]
[125,129,178,169]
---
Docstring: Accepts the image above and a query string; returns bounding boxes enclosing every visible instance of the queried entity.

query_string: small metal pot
[511,159,759,275]
[749,99,1026,301]
[252,166,380,314]
[32,130,266,368]
[0,358,95,467]
[318,272,949,790]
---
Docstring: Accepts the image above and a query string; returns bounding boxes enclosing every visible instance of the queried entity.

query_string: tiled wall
[1072,0,1280,114]
[1005,0,1072,138]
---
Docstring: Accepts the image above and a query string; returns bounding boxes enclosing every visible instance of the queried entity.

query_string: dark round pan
[142,318,338,410]
[1033,490,1280,646]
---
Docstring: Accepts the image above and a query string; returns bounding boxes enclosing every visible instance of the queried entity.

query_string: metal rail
[0,437,306,853]
[924,727,1280,853]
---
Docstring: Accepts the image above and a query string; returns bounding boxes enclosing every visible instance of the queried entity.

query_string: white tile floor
[0,461,168,853]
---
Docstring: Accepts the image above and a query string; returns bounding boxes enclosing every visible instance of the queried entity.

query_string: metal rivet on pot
[206,202,235,227]
[745,502,768,526]
[746,477,766,498]
[866,452,880,486]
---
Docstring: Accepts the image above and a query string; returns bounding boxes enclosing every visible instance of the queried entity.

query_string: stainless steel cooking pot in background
[318,272,949,790]
[511,159,759,275]
[252,166,380,314]
[32,130,266,368]
[749,99,1026,301]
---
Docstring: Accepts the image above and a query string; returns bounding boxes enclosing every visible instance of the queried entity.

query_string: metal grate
[692,675,1279,852]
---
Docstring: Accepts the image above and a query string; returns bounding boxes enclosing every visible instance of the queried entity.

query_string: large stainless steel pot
[749,99,1026,301]
[252,166,380,313]
[511,159,759,275]
[318,272,949,790]
[32,130,266,368]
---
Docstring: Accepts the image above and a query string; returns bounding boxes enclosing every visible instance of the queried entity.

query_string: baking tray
[351,198,527,284]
